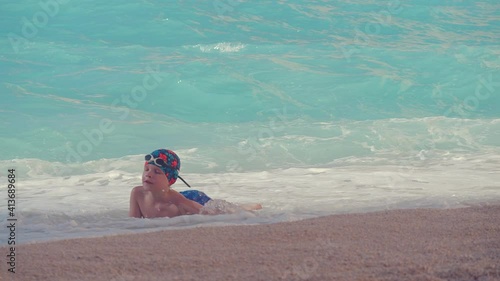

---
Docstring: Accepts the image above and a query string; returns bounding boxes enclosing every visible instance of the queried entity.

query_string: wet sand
[2,204,500,281]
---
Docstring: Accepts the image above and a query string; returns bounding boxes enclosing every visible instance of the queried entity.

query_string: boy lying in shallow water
[129,149,262,218]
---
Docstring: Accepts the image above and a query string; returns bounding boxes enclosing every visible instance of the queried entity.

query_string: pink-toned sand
[2,205,499,281]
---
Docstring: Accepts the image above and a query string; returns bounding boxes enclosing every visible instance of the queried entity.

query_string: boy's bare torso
[132,186,185,218]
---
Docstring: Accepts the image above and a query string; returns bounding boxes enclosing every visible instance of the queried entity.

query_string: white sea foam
[1,150,499,245]
[193,42,246,53]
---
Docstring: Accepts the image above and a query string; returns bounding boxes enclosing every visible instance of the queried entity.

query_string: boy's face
[142,164,169,190]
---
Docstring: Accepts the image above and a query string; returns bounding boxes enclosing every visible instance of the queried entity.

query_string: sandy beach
[2,204,499,281]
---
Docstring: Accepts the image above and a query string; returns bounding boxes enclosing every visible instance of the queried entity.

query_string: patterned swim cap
[144,149,181,185]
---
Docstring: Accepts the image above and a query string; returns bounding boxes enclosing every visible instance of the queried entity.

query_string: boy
[129,149,261,218]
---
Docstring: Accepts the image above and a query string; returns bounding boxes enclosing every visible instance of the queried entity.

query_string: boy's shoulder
[131,185,145,196]
[167,189,187,203]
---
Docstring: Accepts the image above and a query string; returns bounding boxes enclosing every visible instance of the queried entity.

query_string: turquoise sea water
[0,0,499,243]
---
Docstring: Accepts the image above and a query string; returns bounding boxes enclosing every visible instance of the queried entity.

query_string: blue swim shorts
[179,190,212,206]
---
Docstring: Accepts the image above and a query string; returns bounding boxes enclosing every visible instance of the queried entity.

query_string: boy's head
[144,149,181,185]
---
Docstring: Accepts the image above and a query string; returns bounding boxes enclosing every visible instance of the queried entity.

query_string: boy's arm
[129,186,143,218]
[171,191,203,215]
[181,198,203,215]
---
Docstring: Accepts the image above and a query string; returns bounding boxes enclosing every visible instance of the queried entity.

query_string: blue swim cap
[144,149,181,185]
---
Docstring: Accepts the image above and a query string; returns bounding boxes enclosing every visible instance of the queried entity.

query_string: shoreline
[2,205,499,281]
